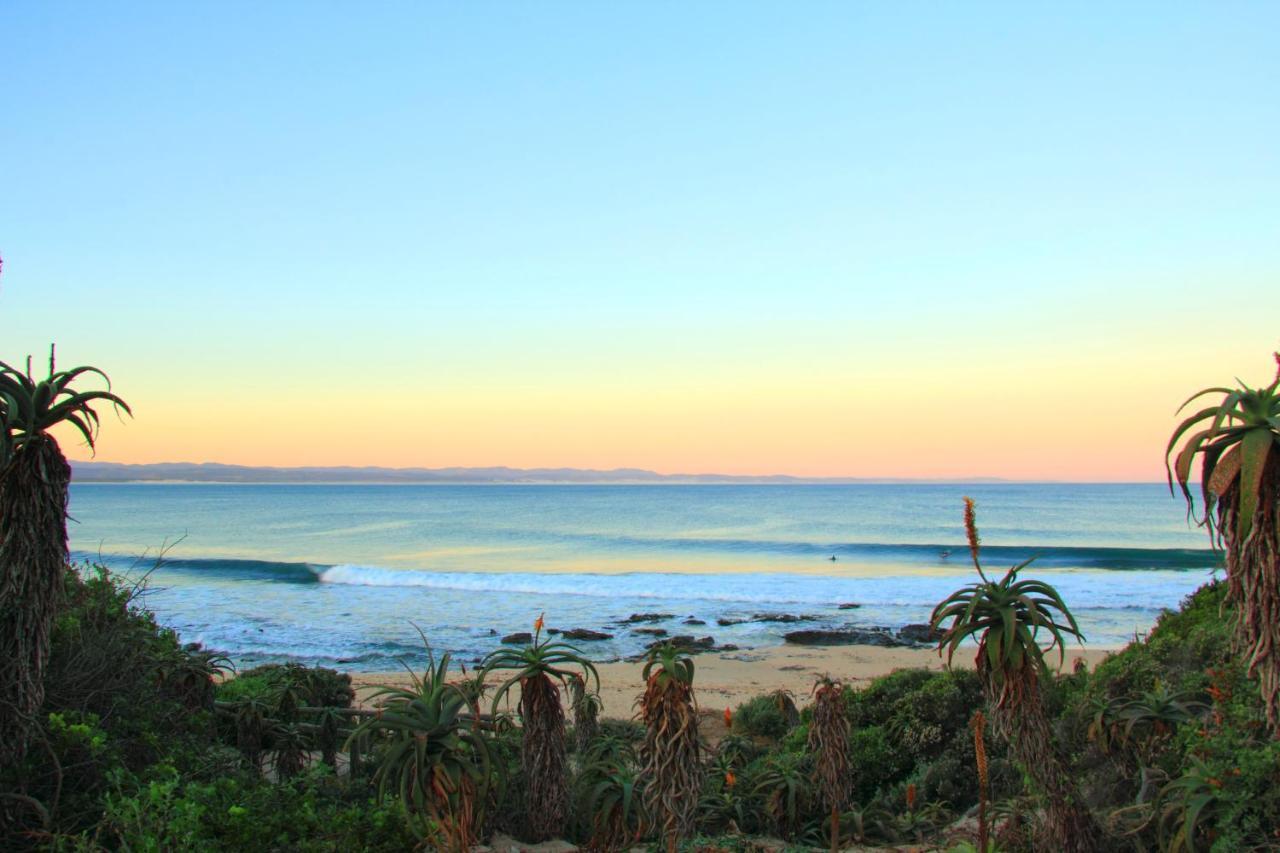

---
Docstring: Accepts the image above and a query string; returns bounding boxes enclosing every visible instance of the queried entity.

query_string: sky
[1,3,1277,480]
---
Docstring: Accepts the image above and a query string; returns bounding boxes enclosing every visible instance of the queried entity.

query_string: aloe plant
[0,347,130,764]
[808,676,850,853]
[482,614,598,842]
[1167,354,1280,734]
[353,644,493,850]
[753,751,812,839]
[1156,758,1228,853]
[575,740,646,852]
[638,643,701,852]
[931,498,1102,852]
[569,672,602,755]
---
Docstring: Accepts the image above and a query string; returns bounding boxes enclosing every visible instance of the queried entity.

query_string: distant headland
[69,461,1012,485]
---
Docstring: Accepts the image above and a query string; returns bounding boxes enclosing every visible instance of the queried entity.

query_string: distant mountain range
[69,461,1011,485]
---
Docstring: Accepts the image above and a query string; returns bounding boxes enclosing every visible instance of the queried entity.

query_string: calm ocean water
[67,483,1218,669]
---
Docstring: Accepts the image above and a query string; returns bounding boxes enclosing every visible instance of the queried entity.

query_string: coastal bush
[0,564,420,851]
[1058,581,1280,849]
[731,692,793,739]
[98,764,416,852]
[0,564,216,846]
[216,662,354,709]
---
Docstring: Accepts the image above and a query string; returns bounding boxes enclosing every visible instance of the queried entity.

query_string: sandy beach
[350,642,1120,719]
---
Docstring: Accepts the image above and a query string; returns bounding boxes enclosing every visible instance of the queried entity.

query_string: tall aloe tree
[930,498,1102,852]
[482,614,598,842]
[0,347,130,764]
[1167,354,1280,734]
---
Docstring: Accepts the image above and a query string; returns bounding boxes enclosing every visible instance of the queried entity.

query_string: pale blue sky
[1,4,1277,476]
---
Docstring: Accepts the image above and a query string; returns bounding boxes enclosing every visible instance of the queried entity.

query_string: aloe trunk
[1220,454,1280,732]
[0,435,71,765]
[807,678,850,853]
[980,654,1102,852]
[520,672,568,841]
[639,660,700,851]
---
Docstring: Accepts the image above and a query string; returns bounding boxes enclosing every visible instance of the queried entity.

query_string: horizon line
[68,460,1175,486]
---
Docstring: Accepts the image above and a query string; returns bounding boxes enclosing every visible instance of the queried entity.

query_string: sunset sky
[2,4,1277,480]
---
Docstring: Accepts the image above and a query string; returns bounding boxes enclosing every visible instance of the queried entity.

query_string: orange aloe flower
[724,707,732,728]
[534,612,545,633]
[906,782,917,810]
[725,771,736,788]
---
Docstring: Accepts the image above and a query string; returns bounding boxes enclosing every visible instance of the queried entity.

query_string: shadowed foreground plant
[352,643,493,850]
[931,498,1103,852]
[1156,758,1229,853]
[639,643,701,852]
[753,752,812,839]
[808,675,849,853]
[1167,354,1280,734]
[576,740,646,852]
[0,347,130,765]
[482,613,598,842]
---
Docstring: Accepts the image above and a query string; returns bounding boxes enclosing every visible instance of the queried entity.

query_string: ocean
[67,482,1219,670]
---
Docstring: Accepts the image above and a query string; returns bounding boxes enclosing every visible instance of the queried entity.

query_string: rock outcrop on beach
[619,612,674,624]
[554,628,613,641]
[783,627,909,647]
[632,627,668,637]
[640,634,739,655]
[715,613,820,626]
[897,623,942,644]
[500,632,533,645]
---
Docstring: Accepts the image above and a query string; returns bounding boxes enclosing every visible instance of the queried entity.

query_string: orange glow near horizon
[51,335,1279,482]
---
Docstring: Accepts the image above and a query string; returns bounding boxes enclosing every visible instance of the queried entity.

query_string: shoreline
[349,642,1121,716]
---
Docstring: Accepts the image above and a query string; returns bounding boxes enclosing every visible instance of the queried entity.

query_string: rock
[646,635,719,653]
[837,602,862,610]
[621,612,674,624]
[897,623,942,644]
[752,613,819,623]
[500,632,533,645]
[481,834,578,853]
[718,643,740,651]
[683,618,706,625]
[632,627,668,637]
[718,613,819,626]
[560,628,613,641]
[783,628,908,647]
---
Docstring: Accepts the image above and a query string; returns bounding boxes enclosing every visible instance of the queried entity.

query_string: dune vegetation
[0,353,1278,851]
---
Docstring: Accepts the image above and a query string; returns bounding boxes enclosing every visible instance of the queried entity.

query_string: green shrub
[99,764,415,852]
[216,663,354,709]
[732,692,794,739]
[847,726,912,803]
